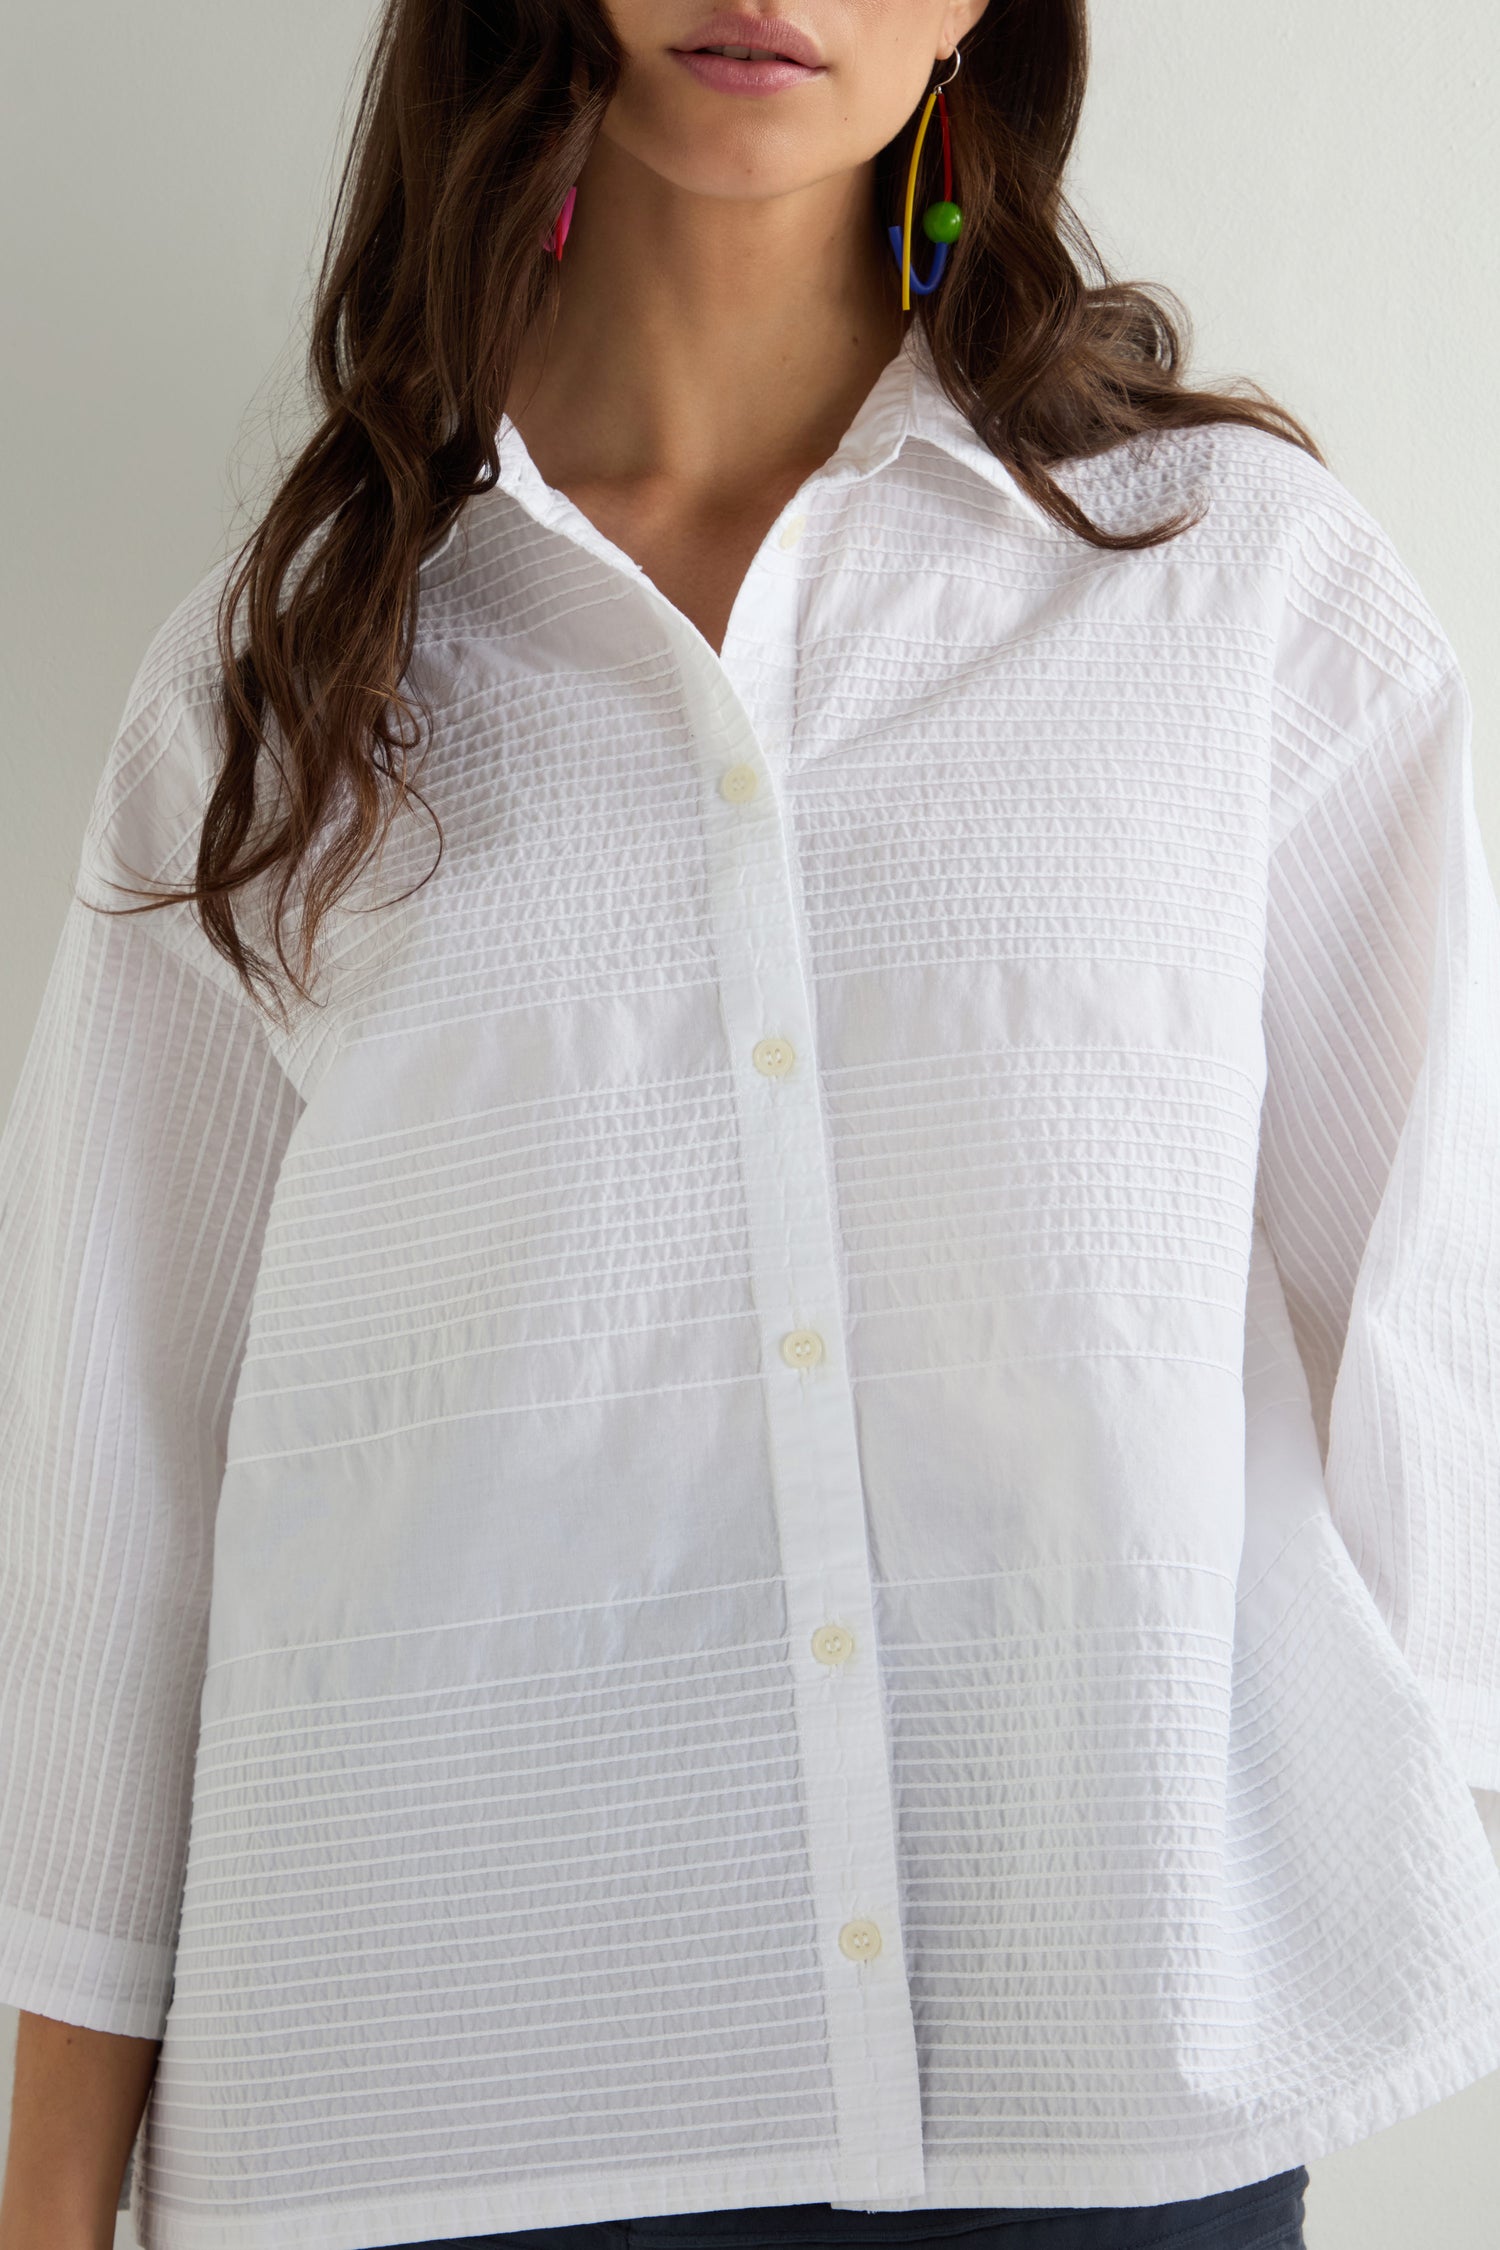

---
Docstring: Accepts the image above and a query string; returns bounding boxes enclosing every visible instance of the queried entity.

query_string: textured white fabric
[3,328,1500,2250]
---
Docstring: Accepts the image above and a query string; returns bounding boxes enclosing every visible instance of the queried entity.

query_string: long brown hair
[104,0,1322,1023]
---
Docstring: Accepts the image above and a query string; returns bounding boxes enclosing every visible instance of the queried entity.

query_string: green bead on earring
[922,200,964,246]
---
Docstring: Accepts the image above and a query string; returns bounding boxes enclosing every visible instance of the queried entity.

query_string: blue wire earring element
[887,48,964,305]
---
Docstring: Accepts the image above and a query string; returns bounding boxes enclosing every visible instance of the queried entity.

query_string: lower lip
[671,49,823,95]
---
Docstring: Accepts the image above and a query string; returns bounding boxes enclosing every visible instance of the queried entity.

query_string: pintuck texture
[2,330,1499,2250]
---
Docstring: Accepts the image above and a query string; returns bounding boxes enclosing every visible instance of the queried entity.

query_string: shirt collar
[423,322,1053,575]
[816,323,1055,530]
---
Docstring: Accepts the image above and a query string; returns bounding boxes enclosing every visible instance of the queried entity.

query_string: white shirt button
[780,1328,825,1369]
[752,1036,795,1078]
[811,1623,854,1666]
[719,763,760,804]
[838,1919,882,1962]
[778,513,807,550]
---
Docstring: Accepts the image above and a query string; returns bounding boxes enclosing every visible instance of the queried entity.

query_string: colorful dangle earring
[887,47,964,309]
[541,184,577,261]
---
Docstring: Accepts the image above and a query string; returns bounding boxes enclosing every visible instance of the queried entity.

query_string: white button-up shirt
[3,329,1500,2250]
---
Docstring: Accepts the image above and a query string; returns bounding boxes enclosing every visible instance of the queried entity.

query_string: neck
[506,131,907,504]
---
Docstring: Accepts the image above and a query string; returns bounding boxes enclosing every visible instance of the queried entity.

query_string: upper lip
[671,13,825,68]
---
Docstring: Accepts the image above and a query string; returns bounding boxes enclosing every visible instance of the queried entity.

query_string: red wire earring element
[541,185,577,260]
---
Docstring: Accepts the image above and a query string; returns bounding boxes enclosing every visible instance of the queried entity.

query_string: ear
[938,0,993,56]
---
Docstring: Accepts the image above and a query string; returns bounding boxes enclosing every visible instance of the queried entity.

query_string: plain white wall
[1,4,1497,2245]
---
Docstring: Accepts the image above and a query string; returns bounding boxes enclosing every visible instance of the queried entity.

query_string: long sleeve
[1257,656,1500,1792]
[0,670,303,2039]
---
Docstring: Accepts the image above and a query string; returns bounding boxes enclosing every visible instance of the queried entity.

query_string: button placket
[647,558,925,2200]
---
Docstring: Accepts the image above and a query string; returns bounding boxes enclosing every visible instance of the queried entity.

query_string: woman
[1,4,1497,2249]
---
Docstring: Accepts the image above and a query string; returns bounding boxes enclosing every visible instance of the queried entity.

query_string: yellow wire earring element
[899,88,941,313]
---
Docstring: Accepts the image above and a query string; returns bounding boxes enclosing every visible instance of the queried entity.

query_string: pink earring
[541,185,577,261]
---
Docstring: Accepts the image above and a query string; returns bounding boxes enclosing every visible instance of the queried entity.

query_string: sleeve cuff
[0,1897,173,2040]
